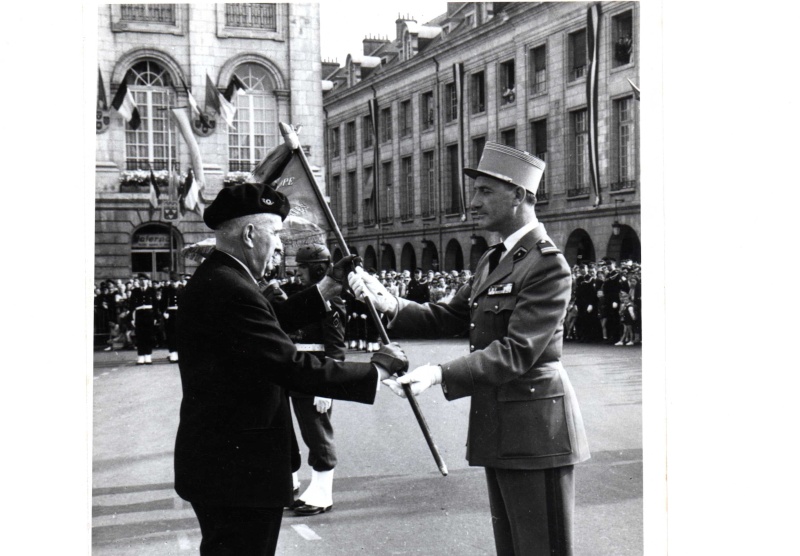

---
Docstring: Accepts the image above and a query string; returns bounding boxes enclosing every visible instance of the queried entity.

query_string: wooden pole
[279,123,448,476]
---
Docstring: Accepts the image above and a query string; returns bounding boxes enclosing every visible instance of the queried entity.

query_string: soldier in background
[129,274,156,365]
[285,244,347,516]
[162,272,182,363]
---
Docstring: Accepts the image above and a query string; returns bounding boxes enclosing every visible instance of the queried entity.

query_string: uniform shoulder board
[536,238,561,255]
[512,247,528,262]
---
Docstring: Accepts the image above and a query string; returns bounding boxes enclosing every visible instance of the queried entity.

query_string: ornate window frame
[216,3,286,41]
[110,4,185,36]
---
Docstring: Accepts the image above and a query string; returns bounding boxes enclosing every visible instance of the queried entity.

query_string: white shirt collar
[500,220,541,258]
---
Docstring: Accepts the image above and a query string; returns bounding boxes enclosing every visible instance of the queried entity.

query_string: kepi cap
[203,182,290,230]
[464,142,545,194]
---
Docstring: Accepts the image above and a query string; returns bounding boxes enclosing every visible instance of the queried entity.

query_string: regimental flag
[367,98,380,224]
[453,62,467,221]
[251,124,335,257]
[586,3,602,207]
[180,168,200,215]
[149,168,161,209]
[111,80,141,130]
[170,106,206,213]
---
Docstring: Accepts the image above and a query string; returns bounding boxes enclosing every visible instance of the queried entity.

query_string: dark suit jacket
[174,250,378,508]
[390,224,590,471]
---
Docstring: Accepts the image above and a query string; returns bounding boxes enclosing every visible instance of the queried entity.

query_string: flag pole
[278,123,448,477]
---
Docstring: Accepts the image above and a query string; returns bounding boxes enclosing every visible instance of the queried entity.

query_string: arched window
[228,63,278,171]
[124,60,177,170]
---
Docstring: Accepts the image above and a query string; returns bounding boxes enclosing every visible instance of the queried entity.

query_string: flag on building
[453,62,467,221]
[170,106,205,213]
[179,168,200,215]
[627,78,641,101]
[205,73,239,130]
[367,98,380,224]
[180,76,213,129]
[111,80,141,130]
[224,74,246,101]
[586,3,602,207]
[97,67,108,111]
[149,168,160,209]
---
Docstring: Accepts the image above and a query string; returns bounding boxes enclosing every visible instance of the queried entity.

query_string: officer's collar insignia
[488,283,513,295]
[536,239,560,255]
[512,247,528,262]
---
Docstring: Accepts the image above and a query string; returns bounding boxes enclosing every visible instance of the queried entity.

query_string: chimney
[362,35,389,56]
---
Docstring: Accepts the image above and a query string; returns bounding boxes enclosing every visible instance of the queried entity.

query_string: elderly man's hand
[370,342,408,378]
[327,255,361,284]
[349,268,398,315]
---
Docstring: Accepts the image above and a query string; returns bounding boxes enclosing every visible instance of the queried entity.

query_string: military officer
[284,244,346,516]
[351,142,590,555]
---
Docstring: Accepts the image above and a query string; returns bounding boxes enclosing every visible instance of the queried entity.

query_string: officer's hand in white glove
[385,364,442,398]
[587,305,593,313]
[612,302,619,309]
[314,397,332,413]
[348,267,398,315]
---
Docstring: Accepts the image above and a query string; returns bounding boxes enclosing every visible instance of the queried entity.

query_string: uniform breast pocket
[482,295,516,332]
[496,374,572,459]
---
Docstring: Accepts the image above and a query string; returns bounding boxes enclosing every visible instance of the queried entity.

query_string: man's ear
[241,223,255,248]
[512,185,526,205]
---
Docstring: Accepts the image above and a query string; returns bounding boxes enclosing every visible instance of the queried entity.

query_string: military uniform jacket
[390,224,590,471]
[174,250,378,508]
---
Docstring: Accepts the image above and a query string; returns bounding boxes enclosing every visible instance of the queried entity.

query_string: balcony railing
[120,4,176,23]
[225,3,277,30]
[229,160,254,172]
[567,186,590,198]
[610,180,637,192]
[570,65,586,81]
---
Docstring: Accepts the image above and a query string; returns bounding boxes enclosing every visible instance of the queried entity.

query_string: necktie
[487,243,506,273]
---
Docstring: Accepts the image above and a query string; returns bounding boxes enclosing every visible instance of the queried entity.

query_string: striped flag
[170,106,205,213]
[111,80,141,130]
[367,98,380,224]
[180,76,212,130]
[586,3,602,207]
[97,67,108,110]
[453,62,467,221]
[205,73,238,130]
[149,168,160,209]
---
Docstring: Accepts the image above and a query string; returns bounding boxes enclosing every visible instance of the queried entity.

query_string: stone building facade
[322,2,641,272]
[95,3,325,280]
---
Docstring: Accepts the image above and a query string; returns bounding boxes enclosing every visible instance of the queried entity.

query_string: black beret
[203,182,290,230]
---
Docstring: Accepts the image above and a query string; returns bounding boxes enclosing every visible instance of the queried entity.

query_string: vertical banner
[170,107,204,212]
[587,3,602,207]
[367,98,380,224]
[453,62,467,221]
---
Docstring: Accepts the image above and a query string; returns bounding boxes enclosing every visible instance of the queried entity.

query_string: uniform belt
[167,306,178,310]
[135,305,153,310]
[294,343,325,352]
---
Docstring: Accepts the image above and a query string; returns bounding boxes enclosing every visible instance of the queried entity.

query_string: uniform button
[530,387,536,393]
[494,305,499,310]
[470,345,475,351]
[470,323,475,329]
[473,302,478,308]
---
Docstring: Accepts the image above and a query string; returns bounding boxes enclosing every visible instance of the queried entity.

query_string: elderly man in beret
[351,142,590,555]
[174,182,407,555]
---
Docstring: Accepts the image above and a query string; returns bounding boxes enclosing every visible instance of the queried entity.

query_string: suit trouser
[165,309,178,352]
[191,503,283,556]
[485,465,575,556]
[290,395,337,471]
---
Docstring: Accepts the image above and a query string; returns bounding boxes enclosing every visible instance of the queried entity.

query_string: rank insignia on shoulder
[488,283,514,295]
[512,247,528,262]
[536,239,561,255]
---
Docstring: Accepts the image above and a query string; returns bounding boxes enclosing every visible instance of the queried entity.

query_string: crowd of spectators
[94,258,640,353]
[565,258,642,346]
[93,274,189,351]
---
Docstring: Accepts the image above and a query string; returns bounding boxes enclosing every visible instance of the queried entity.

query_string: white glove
[314,397,332,413]
[612,302,619,309]
[348,267,398,315]
[387,364,443,398]
[587,305,593,313]
[164,312,169,319]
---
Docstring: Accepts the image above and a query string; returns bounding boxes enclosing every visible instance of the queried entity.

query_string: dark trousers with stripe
[134,309,154,356]
[485,465,575,556]
[290,395,337,471]
[191,503,283,556]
